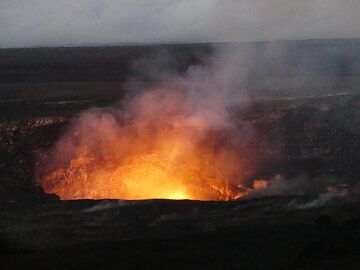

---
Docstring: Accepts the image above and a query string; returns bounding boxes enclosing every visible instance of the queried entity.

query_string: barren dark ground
[0,197,359,270]
[0,40,359,269]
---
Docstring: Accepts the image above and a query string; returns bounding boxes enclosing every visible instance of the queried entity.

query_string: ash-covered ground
[0,197,359,269]
[0,40,360,269]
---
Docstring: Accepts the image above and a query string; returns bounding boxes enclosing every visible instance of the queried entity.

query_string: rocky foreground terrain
[0,196,358,269]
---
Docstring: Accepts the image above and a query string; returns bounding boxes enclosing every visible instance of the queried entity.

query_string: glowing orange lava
[39,88,242,201]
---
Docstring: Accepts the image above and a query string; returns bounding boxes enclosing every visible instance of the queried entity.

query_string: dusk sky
[1,0,360,48]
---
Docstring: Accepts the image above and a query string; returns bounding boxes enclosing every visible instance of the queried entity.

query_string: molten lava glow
[252,179,268,190]
[39,88,242,201]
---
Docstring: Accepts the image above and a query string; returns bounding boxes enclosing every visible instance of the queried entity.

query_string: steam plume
[37,50,253,200]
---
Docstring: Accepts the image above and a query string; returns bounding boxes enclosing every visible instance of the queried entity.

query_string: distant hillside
[0,39,360,98]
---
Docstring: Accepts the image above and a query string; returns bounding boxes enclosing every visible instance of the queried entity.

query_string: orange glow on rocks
[38,88,244,201]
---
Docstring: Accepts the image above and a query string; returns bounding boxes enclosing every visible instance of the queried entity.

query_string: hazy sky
[1,0,360,48]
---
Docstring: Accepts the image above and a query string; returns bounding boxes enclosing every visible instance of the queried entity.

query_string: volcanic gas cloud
[38,82,252,201]
[36,47,261,202]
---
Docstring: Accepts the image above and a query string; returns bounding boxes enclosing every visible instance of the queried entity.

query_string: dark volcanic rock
[0,197,358,269]
[315,214,332,224]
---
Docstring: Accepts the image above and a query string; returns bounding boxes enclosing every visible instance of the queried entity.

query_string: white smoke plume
[35,39,360,200]
[36,48,257,200]
[245,174,358,201]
